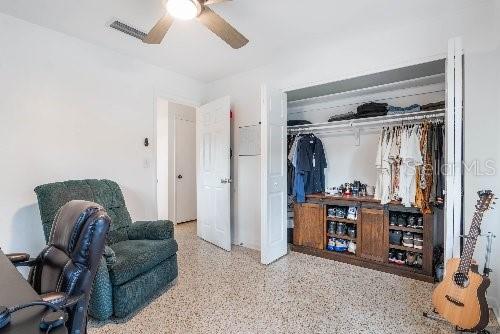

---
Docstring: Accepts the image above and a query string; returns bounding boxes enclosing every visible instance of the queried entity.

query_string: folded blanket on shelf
[421,101,445,111]
[287,120,312,126]
[357,102,388,116]
[328,111,357,122]
[387,104,421,115]
[355,110,389,119]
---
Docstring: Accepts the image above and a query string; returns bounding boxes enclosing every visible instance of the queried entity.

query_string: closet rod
[287,109,445,134]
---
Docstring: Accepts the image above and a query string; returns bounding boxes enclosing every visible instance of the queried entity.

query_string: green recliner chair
[34,179,178,320]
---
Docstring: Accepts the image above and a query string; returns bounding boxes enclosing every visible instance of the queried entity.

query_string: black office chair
[7,200,110,334]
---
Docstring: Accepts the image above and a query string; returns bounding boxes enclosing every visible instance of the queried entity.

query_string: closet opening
[286,59,454,282]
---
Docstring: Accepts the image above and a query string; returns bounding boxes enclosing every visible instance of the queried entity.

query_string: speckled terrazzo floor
[89,222,499,334]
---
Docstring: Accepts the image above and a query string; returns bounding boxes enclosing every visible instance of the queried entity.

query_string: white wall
[462,1,500,315]
[0,13,206,258]
[156,98,170,220]
[206,1,500,315]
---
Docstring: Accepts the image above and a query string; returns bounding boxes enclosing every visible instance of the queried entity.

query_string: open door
[196,96,231,251]
[260,84,288,264]
[175,113,197,223]
[444,37,464,261]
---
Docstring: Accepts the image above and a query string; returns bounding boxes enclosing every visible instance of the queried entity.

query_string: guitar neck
[458,210,484,275]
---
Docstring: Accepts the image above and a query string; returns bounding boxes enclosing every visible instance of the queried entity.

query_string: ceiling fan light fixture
[166,0,199,20]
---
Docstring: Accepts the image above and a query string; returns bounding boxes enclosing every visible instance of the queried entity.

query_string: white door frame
[445,37,464,261]
[154,92,201,223]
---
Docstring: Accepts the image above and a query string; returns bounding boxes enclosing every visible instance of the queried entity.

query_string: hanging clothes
[399,125,423,207]
[374,128,392,204]
[374,129,384,201]
[415,123,431,212]
[388,127,401,200]
[431,123,445,205]
[287,134,297,196]
[294,134,327,202]
[375,121,444,209]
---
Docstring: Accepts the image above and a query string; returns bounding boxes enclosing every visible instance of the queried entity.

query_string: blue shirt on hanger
[295,135,327,202]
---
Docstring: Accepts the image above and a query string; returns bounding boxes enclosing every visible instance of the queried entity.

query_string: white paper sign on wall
[239,124,261,156]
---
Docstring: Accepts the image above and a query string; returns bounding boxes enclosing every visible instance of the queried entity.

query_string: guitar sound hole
[453,272,470,288]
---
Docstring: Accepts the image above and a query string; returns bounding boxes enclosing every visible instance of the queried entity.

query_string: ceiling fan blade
[197,7,248,49]
[203,0,232,5]
[143,14,174,44]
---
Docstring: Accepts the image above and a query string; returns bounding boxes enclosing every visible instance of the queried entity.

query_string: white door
[444,37,464,261]
[260,84,288,264]
[175,117,197,223]
[196,96,231,251]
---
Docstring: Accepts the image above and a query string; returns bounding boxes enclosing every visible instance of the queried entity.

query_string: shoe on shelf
[389,230,403,245]
[347,206,358,220]
[395,251,406,265]
[414,234,423,250]
[416,216,424,229]
[388,250,398,263]
[327,238,336,251]
[402,232,414,248]
[406,252,417,266]
[390,214,398,226]
[334,239,348,252]
[347,226,356,239]
[407,215,416,229]
[397,214,407,227]
[415,254,423,268]
[327,208,336,217]
[335,207,347,219]
[336,223,347,236]
[347,241,357,254]
[328,221,336,235]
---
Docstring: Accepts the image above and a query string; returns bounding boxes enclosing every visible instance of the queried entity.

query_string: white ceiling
[0,0,479,83]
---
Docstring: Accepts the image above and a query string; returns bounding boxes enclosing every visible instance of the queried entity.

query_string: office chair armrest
[41,292,85,309]
[128,220,174,240]
[6,253,38,267]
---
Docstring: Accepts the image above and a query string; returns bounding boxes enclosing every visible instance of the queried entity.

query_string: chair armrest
[6,253,30,263]
[6,253,38,267]
[128,220,174,240]
[102,245,117,265]
[40,292,85,309]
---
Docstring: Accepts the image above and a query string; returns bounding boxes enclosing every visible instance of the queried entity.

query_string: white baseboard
[487,296,500,323]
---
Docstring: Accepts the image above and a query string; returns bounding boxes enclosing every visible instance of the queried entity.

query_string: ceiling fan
[142,0,249,49]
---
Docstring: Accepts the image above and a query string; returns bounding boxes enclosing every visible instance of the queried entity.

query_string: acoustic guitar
[432,190,495,331]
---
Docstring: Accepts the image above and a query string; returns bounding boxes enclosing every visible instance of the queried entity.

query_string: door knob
[177,175,183,179]
[221,178,233,184]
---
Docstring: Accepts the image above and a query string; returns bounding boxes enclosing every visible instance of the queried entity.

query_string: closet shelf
[287,109,445,134]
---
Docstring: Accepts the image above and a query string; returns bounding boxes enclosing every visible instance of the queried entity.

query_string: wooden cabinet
[293,203,325,250]
[290,195,435,282]
[359,207,386,262]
